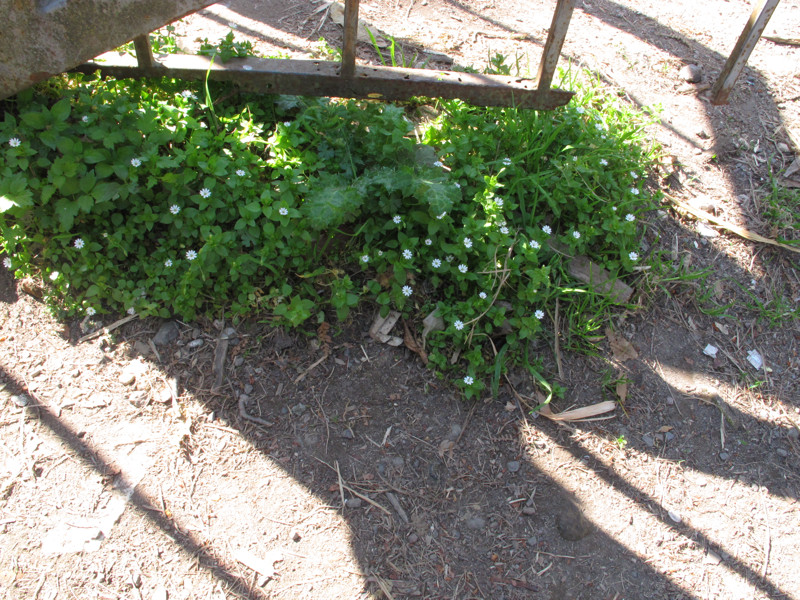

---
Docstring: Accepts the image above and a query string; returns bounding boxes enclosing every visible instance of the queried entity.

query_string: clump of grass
[0,62,660,398]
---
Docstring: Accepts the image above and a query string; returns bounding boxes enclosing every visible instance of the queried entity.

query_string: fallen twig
[238,396,273,428]
[78,314,138,343]
[294,351,330,383]
[311,456,391,515]
[385,492,409,523]
[667,194,800,254]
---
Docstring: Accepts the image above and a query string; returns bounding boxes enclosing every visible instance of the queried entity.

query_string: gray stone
[447,423,462,441]
[642,434,655,448]
[719,451,730,461]
[526,536,538,547]
[291,403,307,416]
[506,460,521,473]
[680,64,703,83]
[233,356,244,367]
[407,533,419,544]
[133,340,151,356]
[345,497,362,509]
[776,448,788,458]
[243,384,254,395]
[341,428,355,440]
[391,456,405,468]
[10,394,30,407]
[152,321,179,346]
[788,428,799,441]
[665,432,676,442]
[466,516,486,530]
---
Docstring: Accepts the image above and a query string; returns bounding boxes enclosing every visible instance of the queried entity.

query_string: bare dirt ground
[2,1,800,599]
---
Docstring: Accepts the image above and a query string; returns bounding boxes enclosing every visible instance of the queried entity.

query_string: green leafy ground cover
[0,67,659,397]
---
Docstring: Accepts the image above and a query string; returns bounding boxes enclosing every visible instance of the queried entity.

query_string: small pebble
[526,536,538,547]
[345,497,362,509]
[407,533,419,544]
[340,428,354,440]
[466,516,486,530]
[642,434,655,448]
[665,432,676,442]
[776,448,788,458]
[506,460,521,473]
[291,403,307,416]
[719,451,730,461]
[10,394,30,407]
[291,530,301,542]
[667,510,682,524]
[119,371,136,386]
[787,428,799,441]
[152,320,179,346]
[447,424,462,440]
[243,383,254,395]
[233,356,244,367]
[679,63,703,83]
[186,339,203,349]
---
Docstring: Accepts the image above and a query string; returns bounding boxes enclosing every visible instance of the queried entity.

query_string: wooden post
[536,0,575,92]
[341,0,360,78]
[133,35,154,69]
[710,0,780,105]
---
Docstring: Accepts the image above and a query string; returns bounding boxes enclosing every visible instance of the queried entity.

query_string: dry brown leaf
[658,426,674,433]
[438,439,455,459]
[606,328,639,362]
[668,195,800,254]
[616,381,628,403]
[403,321,428,365]
[539,400,617,422]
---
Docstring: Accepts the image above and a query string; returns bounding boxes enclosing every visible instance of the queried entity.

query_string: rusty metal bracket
[4,0,576,108]
[75,54,574,109]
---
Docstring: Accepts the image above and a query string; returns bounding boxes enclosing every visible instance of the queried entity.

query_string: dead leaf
[668,194,800,254]
[403,321,428,365]
[785,157,800,179]
[421,310,445,348]
[782,178,800,189]
[438,439,455,459]
[616,381,628,403]
[504,401,516,412]
[606,328,639,362]
[233,548,283,582]
[714,322,729,335]
[658,426,673,433]
[539,400,617,422]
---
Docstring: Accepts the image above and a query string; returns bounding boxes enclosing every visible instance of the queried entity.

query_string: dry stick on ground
[77,314,138,343]
[335,460,346,512]
[312,456,391,515]
[238,396,274,428]
[454,400,478,447]
[294,350,330,384]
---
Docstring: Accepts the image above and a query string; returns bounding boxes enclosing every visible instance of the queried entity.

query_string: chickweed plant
[0,61,659,400]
